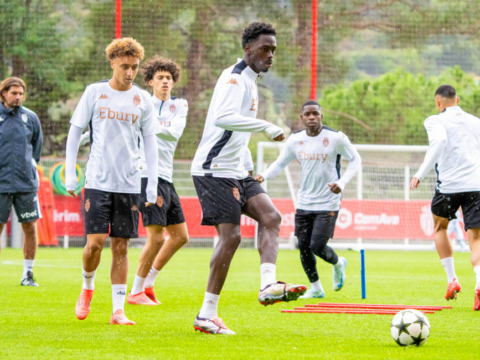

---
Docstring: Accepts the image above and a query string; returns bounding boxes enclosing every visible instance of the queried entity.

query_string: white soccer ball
[390,309,430,346]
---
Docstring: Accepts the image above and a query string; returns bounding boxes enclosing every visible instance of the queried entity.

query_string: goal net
[256,142,463,251]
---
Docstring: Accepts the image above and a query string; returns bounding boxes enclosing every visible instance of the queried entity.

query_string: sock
[474,266,480,289]
[82,268,96,290]
[260,263,276,289]
[23,259,34,278]
[198,292,220,319]
[144,267,160,289]
[441,257,457,283]
[311,279,324,292]
[130,275,146,295]
[112,284,127,314]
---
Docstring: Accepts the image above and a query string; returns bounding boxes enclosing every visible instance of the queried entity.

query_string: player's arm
[329,133,362,194]
[142,134,158,204]
[213,74,284,140]
[242,146,254,176]
[31,114,43,164]
[157,100,188,141]
[410,117,447,190]
[255,137,295,183]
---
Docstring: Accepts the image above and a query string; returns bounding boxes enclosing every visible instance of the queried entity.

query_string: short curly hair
[141,56,181,84]
[241,22,276,49]
[105,37,144,61]
[0,77,26,102]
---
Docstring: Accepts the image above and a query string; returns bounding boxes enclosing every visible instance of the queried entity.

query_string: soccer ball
[390,309,430,346]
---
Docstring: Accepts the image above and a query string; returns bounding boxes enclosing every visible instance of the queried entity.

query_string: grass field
[1,247,480,359]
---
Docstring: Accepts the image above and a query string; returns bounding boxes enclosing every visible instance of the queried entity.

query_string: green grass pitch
[1,247,480,359]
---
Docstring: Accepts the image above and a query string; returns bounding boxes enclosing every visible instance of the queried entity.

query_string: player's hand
[273,133,285,142]
[328,183,342,194]
[67,190,77,197]
[409,177,420,190]
[145,202,155,207]
[254,175,264,183]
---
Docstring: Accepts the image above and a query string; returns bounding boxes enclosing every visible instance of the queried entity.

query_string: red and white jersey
[191,59,283,179]
[70,80,157,193]
[139,96,188,183]
[414,105,480,193]
[262,127,361,211]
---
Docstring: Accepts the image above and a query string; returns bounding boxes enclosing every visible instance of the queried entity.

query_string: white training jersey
[262,127,361,211]
[191,59,284,179]
[138,96,188,183]
[414,106,480,193]
[70,80,158,193]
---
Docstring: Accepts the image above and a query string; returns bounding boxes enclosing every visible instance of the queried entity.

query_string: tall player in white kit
[255,101,361,299]
[410,85,480,310]
[191,22,306,335]
[65,38,159,325]
[127,57,189,306]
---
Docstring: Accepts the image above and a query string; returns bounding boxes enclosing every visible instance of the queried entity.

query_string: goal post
[256,142,464,251]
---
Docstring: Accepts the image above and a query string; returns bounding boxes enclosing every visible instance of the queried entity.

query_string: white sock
[144,267,160,289]
[82,268,96,290]
[23,259,34,278]
[474,266,480,289]
[311,279,324,292]
[112,284,127,314]
[441,257,457,283]
[130,275,146,295]
[260,263,276,289]
[198,292,220,319]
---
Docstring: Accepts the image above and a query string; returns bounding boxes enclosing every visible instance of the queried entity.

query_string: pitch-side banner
[53,196,451,240]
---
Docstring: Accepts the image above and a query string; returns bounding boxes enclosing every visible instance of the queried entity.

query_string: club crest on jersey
[232,187,240,202]
[85,199,91,212]
[99,94,109,100]
[0,116,4,122]
[133,95,141,106]
[227,78,239,86]
[156,196,164,208]
[299,141,304,146]
[169,104,176,113]
[22,114,28,123]
[323,137,329,147]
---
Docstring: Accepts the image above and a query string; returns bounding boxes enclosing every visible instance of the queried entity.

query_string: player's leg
[20,221,38,286]
[0,194,12,257]
[295,210,324,298]
[462,192,480,309]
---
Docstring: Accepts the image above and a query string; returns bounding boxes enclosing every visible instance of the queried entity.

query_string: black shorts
[0,192,40,223]
[431,190,480,230]
[139,177,185,227]
[84,188,140,238]
[294,209,339,239]
[192,175,266,225]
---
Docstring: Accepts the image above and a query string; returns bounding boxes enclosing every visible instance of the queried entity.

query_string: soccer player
[191,22,306,335]
[127,57,189,305]
[0,77,43,286]
[255,100,361,299]
[410,84,480,310]
[65,37,159,325]
[447,210,469,252]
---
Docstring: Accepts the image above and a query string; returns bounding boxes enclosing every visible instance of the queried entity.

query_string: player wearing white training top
[191,22,306,335]
[255,100,361,299]
[127,57,189,306]
[410,84,480,310]
[65,38,159,325]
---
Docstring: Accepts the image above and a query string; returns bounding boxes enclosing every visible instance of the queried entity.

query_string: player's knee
[260,209,282,230]
[310,237,329,256]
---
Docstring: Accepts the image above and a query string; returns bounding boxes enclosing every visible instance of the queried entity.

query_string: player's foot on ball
[20,271,39,287]
[445,278,462,300]
[333,257,347,291]
[75,289,94,320]
[127,291,158,305]
[193,315,235,335]
[474,288,480,311]
[110,309,135,325]
[258,281,307,306]
[300,288,325,299]
[144,287,161,304]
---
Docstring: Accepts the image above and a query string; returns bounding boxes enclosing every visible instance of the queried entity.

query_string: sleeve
[335,132,361,191]
[262,136,296,179]
[157,100,188,141]
[31,113,43,164]
[70,86,94,129]
[142,134,159,203]
[141,95,160,137]
[213,74,284,139]
[65,124,83,191]
[413,117,447,180]
[242,146,254,172]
